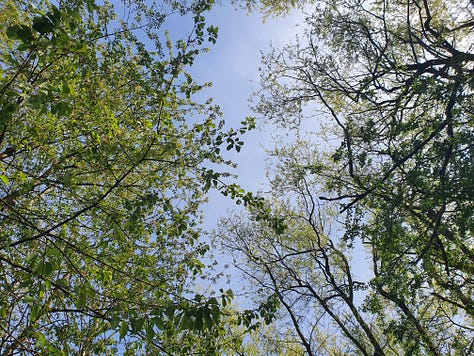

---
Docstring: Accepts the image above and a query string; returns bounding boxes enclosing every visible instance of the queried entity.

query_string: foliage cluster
[218,0,474,354]
[2,0,473,354]
[0,0,255,354]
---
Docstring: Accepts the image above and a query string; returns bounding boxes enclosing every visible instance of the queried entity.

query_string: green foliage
[0,0,248,354]
[232,0,313,17]
[218,0,474,355]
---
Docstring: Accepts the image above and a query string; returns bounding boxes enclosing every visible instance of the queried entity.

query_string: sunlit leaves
[0,0,247,354]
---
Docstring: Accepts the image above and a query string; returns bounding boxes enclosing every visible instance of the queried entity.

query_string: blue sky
[188,3,306,228]
[110,0,306,227]
[188,4,374,294]
[158,2,308,297]
[108,0,308,291]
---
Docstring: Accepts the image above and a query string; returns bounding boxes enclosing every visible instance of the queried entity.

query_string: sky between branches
[190,3,306,227]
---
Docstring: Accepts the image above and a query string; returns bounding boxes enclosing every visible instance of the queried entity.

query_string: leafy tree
[232,0,313,16]
[0,0,250,354]
[218,0,474,354]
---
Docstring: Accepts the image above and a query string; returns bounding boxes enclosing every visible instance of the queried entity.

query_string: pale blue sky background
[163,2,373,298]
[189,4,306,228]
[191,4,373,295]
[165,3,310,296]
[109,0,308,292]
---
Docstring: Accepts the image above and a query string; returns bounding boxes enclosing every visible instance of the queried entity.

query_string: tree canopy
[2,0,473,354]
[233,0,311,16]
[218,0,474,354]
[0,0,251,354]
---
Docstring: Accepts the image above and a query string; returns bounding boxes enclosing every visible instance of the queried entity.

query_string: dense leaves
[233,0,313,16]
[0,0,249,354]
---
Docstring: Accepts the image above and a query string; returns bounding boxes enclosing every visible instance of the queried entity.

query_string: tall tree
[218,0,474,354]
[0,0,248,354]
[232,0,310,16]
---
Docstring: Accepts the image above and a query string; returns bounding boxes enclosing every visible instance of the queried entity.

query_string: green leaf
[195,308,204,330]
[119,321,128,340]
[36,332,47,347]
[130,317,145,333]
[152,316,164,330]
[33,15,54,34]
[6,25,34,43]
[42,261,53,277]
[6,25,21,39]
[30,304,41,322]
[165,305,176,318]
[61,82,71,94]
[76,289,86,309]
[210,305,220,324]
[146,322,155,342]
[110,316,120,329]
[0,175,9,185]
[0,103,17,126]
[52,101,71,117]
[69,8,82,22]
[179,312,191,330]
